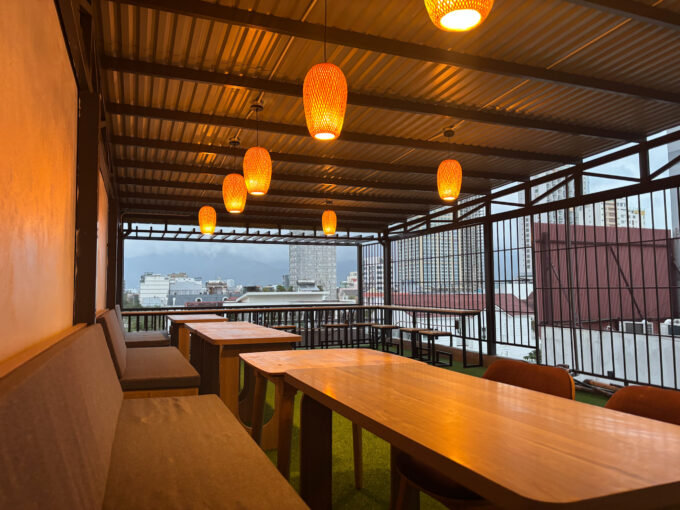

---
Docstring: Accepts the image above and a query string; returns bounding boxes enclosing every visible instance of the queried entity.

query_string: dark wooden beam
[115,157,490,194]
[111,0,680,105]
[120,207,386,232]
[55,0,93,92]
[108,103,578,165]
[102,56,640,141]
[73,91,100,324]
[112,138,508,185]
[566,0,680,31]
[117,178,443,206]
[106,199,119,308]
[119,192,425,217]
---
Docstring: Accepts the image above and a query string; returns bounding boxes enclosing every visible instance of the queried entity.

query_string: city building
[288,244,337,299]
[168,273,203,296]
[138,273,170,307]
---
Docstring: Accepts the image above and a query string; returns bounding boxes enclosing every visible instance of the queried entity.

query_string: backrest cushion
[0,324,122,509]
[483,359,575,399]
[114,304,125,330]
[606,385,680,426]
[97,309,127,378]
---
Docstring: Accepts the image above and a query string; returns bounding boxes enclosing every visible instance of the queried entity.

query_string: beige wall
[0,0,78,363]
[96,172,109,312]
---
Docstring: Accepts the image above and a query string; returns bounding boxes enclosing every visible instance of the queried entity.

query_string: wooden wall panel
[0,0,78,363]
[96,172,109,313]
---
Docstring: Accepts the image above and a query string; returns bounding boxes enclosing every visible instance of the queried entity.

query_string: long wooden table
[166,314,229,359]
[187,322,300,422]
[285,362,680,509]
[240,349,420,476]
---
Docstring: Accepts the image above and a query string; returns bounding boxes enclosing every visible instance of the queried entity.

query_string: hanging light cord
[256,108,259,146]
[324,0,327,62]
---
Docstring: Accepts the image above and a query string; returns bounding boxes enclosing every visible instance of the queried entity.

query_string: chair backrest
[605,385,680,426]
[97,309,128,378]
[483,359,575,399]
[0,324,122,509]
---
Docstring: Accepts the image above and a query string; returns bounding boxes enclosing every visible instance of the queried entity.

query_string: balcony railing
[121,304,483,357]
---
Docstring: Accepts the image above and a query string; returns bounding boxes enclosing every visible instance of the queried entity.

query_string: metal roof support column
[382,236,393,325]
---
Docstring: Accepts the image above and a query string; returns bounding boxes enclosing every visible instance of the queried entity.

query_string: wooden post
[106,199,119,308]
[73,91,100,325]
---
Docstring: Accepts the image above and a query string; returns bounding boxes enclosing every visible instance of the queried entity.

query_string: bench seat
[105,395,305,509]
[99,309,200,396]
[121,347,200,391]
[0,323,307,509]
[124,330,170,348]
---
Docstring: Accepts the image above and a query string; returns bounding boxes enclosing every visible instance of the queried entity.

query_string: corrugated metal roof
[98,0,680,232]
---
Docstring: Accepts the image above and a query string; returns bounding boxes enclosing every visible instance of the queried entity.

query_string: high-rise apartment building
[289,244,337,299]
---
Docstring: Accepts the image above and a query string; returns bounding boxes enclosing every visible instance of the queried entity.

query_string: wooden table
[240,349,420,477]
[285,362,680,510]
[187,321,300,422]
[166,314,229,359]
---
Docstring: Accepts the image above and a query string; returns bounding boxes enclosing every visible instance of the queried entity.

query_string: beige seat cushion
[104,395,307,510]
[125,330,170,348]
[0,325,122,510]
[120,347,200,391]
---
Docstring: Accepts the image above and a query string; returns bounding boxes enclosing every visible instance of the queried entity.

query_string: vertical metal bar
[357,244,364,306]
[483,205,497,356]
[383,237,393,324]
[73,91,100,325]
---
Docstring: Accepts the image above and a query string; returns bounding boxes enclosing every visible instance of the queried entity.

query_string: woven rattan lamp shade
[322,209,337,235]
[303,62,347,140]
[243,146,272,195]
[424,0,494,31]
[198,205,217,235]
[222,173,247,213]
[437,159,462,201]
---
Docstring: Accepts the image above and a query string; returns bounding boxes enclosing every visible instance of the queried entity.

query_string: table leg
[189,332,203,373]
[251,370,267,444]
[390,445,419,510]
[169,322,179,347]
[300,394,332,509]
[178,325,191,360]
[219,351,240,415]
[201,341,221,395]
[352,423,363,489]
[239,363,255,423]
[276,380,297,479]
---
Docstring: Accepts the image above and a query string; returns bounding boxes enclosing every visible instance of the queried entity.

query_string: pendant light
[222,173,247,214]
[424,0,494,31]
[322,203,337,236]
[198,205,217,235]
[303,0,347,140]
[437,127,462,202]
[243,103,272,195]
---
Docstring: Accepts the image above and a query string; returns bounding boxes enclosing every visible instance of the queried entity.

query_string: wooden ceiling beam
[117,177,443,206]
[108,103,578,165]
[120,208,385,232]
[565,0,680,31]
[115,158,487,194]
[119,192,425,217]
[110,0,680,105]
[102,56,639,141]
[112,137,514,184]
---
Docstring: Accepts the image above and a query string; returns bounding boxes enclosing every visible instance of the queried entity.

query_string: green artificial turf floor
[257,357,609,509]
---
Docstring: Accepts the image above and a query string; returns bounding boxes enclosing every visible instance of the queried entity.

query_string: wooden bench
[0,324,307,510]
[98,309,200,399]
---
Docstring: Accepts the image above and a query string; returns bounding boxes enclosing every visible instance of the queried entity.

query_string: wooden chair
[394,359,575,509]
[605,385,680,426]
